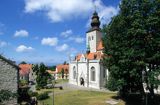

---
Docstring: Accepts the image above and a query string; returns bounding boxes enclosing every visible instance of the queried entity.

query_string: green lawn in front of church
[39,90,125,105]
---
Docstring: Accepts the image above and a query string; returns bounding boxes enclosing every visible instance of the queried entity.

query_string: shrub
[0,90,16,102]
[37,92,49,100]
[36,85,41,90]
[28,91,38,97]
[19,80,28,86]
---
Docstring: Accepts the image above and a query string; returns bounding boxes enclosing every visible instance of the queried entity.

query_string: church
[69,11,109,89]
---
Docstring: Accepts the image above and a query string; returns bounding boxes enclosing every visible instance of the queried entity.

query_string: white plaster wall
[69,62,77,85]
[69,60,108,89]
[88,61,101,89]
[86,30,102,53]
[86,31,96,52]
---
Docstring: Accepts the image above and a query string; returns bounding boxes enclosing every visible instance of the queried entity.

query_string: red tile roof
[74,52,104,61]
[19,64,32,76]
[56,64,69,73]
[97,40,104,51]
[86,52,103,60]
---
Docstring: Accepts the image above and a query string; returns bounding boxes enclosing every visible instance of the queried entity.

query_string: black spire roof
[87,11,101,33]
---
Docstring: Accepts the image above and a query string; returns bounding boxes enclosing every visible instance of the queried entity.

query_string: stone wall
[0,58,18,105]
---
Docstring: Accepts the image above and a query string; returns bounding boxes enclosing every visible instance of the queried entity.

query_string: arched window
[90,67,96,81]
[73,66,76,79]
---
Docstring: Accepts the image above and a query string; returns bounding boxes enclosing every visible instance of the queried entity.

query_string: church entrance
[80,77,84,86]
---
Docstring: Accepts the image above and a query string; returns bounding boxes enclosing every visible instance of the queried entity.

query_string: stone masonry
[0,55,19,105]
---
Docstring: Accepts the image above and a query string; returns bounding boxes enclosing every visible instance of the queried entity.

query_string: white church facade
[69,11,109,89]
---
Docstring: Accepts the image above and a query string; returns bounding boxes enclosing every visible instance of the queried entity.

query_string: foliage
[19,79,28,86]
[47,66,56,71]
[19,61,27,64]
[36,63,51,88]
[106,76,122,91]
[37,92,49,100]
[61,68,64,79]
[36,85,41,90]
[18,87,30,102]
[103,0,160,98]
[0,90,16,102]
[28,91,38,97]
[32,64,39,75]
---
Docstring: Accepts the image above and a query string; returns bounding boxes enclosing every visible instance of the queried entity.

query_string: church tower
[86,11,102,53]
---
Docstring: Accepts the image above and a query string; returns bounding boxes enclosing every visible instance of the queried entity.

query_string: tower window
[92,36,94,40]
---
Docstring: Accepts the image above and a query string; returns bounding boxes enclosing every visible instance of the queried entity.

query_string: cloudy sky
[0,0,120,66]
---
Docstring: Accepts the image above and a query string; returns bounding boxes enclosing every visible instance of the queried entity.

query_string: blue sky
[0,0,120,66]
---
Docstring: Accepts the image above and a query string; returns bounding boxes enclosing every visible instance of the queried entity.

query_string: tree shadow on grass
[112,93,160,105]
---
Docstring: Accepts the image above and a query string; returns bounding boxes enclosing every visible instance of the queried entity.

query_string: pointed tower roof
[87,11,101,33]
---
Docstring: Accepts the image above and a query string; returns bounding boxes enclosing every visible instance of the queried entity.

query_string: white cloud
[68,36,85,43]
[14,29,29,37]
[0,41,7,47]
[24,0,119,23]
[74,37,85,43]
[56,44,68,51]
[16,45,34,52]
[86,0,119,27]
[41,37,58,46]
[24,0,94,22]
[61,29,73,38]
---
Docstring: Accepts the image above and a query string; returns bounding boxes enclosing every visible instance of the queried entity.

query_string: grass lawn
[38,90,125,105]
[55,79,69,84]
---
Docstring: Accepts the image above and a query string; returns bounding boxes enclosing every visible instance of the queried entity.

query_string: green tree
[19,61,27,64]
[61,68,64,79]
[47,66,56,71]
[103,0,160,100]
[32,64,39,75]
[36,63,51,89]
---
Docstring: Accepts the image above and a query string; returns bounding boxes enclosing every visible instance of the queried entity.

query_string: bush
[37,92,49,100]
[0,90,16,102]
[19,80,28,86]
[28,91,38,97]
[36,85,41,90]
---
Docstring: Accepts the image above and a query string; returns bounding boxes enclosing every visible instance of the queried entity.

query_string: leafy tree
[63,61,67,65]
[19,61,27,64]
[47,66,56,71]
[36,63,51,89]
[103,0,160,100]
[61,68,64,79]
[65,69,68,79]
[32,64,39,75]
